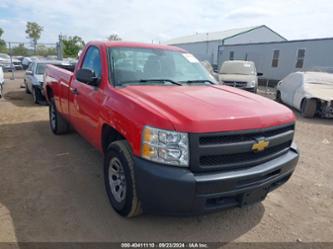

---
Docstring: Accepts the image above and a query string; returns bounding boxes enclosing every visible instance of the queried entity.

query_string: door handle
[70,87,79,95]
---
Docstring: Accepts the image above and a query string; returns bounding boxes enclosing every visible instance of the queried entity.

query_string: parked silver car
[0,53,23,71]
[24,60,70,104]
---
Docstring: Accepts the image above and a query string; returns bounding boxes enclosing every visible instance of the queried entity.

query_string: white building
[219,37,333,81]
[165,25,286,66]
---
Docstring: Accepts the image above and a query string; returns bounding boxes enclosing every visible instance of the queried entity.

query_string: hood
[35,74,44,83]
[219,74,257,82]
[11,58,20,63]
[305,84,333,101]
[304,72,333,101]
[120,85,294,133]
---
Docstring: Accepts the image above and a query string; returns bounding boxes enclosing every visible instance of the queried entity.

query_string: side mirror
[76,68,100,86]
[257,72,263,76]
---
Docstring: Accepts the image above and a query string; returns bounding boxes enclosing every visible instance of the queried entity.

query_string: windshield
[220,61,256,75]
[108,47,216,86]
[36,63,47,75]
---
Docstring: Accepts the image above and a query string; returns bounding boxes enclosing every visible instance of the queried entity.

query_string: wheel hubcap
[109,157,127,203]
[50,105,56,129]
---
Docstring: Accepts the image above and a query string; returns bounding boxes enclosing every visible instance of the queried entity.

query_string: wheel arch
[301,97,321,108]
[101,124,126,154]
[46,85,54,102]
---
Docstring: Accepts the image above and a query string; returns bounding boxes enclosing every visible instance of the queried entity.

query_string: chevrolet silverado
[44,41,299,217]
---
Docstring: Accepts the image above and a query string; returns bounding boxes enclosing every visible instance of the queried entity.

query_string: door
[280,73,302,106]
[69,46,103,147]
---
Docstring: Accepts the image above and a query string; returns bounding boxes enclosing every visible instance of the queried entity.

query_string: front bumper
[242,86,257,93]
[134,144,299,215]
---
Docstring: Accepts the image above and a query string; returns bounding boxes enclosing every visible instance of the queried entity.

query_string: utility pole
[8,42,15,80]
[57,34,63,60]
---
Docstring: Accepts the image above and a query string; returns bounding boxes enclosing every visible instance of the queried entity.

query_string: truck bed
[45,64,74,85]
[55,64,76,72]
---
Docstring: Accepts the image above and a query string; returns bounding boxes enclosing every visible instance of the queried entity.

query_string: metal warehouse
[165,25,286,66]
[220,38,333,81]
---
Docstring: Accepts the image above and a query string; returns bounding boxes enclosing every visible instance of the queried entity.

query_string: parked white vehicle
[0,66,4,98]
[200,60,218,80]
[276,71,333,118]
[218,60,262,93]
[0,53,22,71]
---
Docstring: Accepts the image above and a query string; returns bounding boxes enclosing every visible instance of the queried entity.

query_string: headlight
[141,126,189,167]
[249,80,256,87]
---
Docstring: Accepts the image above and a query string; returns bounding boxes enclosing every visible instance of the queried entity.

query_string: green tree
[108,33,121,41]
[62,36,85,58]
[25,22,43,53]
[0,27,7,53]
[36,44,56,56]
[12,43,29,56]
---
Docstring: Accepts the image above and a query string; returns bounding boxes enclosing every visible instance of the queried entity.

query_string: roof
[165,25,281,45]
[88,41,186,52]
[222,36,333,47]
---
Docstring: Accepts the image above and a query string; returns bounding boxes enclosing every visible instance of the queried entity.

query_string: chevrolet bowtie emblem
[252,139,269,152]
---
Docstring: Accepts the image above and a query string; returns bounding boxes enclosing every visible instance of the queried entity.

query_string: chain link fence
[0,41,60,79]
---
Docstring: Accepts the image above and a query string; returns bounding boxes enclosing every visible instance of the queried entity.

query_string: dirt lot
[0,71,332,242]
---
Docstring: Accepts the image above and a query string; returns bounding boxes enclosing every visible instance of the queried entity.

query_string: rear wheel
[49,100,70,134]
[301,98,317,118]
[104,140,141,217]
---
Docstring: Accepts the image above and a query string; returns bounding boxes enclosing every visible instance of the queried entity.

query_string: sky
[0,0,333,45]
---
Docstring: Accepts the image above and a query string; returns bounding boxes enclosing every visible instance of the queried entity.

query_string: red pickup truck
[44,41,299,217]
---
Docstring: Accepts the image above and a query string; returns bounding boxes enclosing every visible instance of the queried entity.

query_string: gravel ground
[0,71,332,242]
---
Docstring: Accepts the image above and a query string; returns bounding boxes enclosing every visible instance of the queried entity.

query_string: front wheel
[301,98,317,118]
[0,83,3,98]
[25,81,31,94]
[104,140,141,217]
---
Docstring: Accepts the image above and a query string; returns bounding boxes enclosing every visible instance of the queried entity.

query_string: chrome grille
[189,124,295,172]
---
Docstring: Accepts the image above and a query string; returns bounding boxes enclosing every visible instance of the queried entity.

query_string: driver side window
[81,46,102,78]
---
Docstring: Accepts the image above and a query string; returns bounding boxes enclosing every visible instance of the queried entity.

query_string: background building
[220,37,333,81]
[165,25,286,66]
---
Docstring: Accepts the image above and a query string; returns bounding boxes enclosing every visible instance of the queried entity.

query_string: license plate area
[240,186,269,206]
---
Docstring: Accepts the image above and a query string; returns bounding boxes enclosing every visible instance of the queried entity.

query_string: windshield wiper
[180,80,215,85]
[121,79,182,86]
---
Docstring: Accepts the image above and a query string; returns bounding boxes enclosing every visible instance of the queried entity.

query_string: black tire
[301,98,317,118]
[32,87,38,104]
[0,84,3,98]
[25,81,31,94]
[32,87,45,104]
[104,140,141,217]
[276,91,282,103]
[49,100,70,134]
